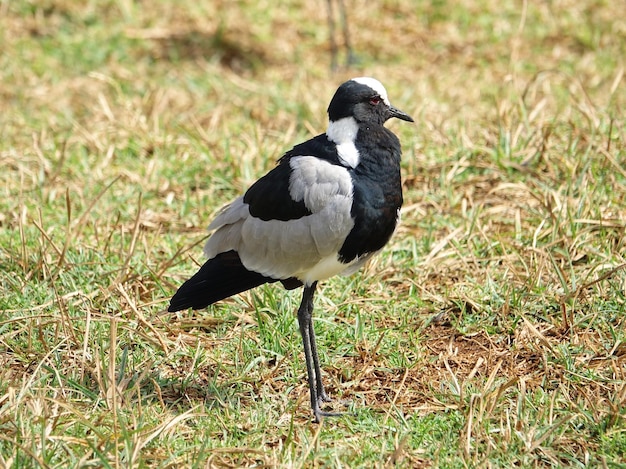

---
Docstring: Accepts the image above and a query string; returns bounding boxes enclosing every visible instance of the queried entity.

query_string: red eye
[369,96,381,105]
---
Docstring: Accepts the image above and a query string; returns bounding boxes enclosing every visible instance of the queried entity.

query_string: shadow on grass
[101,363,241,416]
[137,26,271,73]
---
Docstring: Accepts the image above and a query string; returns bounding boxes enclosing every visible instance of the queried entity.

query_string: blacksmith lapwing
[168,77,413,422]
[326,0,356,70]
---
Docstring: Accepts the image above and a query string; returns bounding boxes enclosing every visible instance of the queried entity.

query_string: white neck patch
[352,77,390,105]
[326,117,360,168]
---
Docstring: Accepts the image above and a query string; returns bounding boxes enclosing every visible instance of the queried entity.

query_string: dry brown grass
[1,0,625,466]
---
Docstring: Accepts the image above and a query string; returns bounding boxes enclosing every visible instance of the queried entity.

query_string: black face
[327,79,414,125]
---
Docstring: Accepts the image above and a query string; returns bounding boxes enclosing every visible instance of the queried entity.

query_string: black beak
[388,105,414,123]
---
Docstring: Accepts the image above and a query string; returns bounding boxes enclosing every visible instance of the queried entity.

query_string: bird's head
[327,77,414,126]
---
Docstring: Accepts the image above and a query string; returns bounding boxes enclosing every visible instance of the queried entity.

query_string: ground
[1,0,625,467]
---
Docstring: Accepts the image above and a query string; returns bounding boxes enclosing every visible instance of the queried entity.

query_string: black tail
[168,250,302,312]
[168,250,273,312]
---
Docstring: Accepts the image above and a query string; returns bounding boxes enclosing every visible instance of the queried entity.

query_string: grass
[1,0,625,466]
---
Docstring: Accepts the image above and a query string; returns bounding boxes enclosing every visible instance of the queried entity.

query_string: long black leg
[337,0,357,65]
[307,313,331,402]
[297,283,318,415]
[297,282,343,422]
[326,0,338,70]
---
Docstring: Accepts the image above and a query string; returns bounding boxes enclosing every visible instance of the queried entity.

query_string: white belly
[298,255,351,285]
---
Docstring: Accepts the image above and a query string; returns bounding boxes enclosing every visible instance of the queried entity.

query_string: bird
[326,0,356,70]
[168,77,413,422]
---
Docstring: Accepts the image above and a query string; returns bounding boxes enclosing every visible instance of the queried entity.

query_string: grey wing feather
[203,157,356,281]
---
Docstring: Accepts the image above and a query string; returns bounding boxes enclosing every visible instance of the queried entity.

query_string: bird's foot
[312,405,345,424]
[311,395,352,423]
[346,51,360,66]
[318,389,333,403]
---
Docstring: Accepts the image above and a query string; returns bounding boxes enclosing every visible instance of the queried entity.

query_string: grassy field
[1,0,625,467]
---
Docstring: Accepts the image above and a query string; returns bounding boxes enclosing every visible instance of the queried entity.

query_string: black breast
[338,126,403,262]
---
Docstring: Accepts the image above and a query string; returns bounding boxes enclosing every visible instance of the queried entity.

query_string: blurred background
[1,1,625,466]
